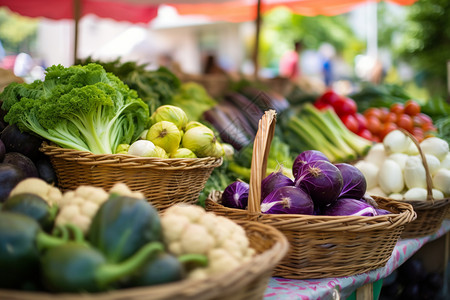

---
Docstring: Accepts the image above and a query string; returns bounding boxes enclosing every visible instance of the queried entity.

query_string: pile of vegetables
[314,90,373,140]
[354,130,450,200]
[122,105,225,159]
[282,103,372,163]
[0,179,256,293]
[77,57,182,115]
[313,89,438,144]
[0,124,57,203]
[0,64,149,155]
[220,149,389,217]
[362,100,436,143]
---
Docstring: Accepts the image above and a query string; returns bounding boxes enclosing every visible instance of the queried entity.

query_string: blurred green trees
[399,0,450,97]
[259,7,364,73]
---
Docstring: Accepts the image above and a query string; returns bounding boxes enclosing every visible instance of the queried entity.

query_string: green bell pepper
[0,212,69,289]
[87,193,162,263]
[40,241,164,293]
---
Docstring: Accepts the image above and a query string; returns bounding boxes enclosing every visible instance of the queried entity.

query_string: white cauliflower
[9,178,62,206]
[161,204,255,280]
[56,182,145,234]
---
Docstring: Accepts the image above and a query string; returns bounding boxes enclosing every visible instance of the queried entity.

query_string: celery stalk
[321,108,372,156]
[300,112,357,161]
[288,116,344,162]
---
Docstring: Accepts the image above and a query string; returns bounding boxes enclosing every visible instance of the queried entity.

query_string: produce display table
[264,220,450,300]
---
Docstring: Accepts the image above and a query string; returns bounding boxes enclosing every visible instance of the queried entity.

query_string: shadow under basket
[0,219,289,300]
[206,110,417,279]
[40,142,222,211]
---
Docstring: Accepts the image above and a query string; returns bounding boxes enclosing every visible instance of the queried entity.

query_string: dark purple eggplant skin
[35,155,58,185]
[3,152,39,178]
[0,139,5,162]
[0,163,26,202]
[0,124,43,161]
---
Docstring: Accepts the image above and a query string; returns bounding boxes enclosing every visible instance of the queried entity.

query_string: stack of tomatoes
[314,90,437,143]
[363,101,436,142]
[314,90,374,141]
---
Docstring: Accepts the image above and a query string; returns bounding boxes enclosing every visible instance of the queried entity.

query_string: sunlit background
[0,0,448,98]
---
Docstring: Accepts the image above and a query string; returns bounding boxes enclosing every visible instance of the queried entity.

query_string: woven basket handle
[247,110,277,214]
[397,128,434,202]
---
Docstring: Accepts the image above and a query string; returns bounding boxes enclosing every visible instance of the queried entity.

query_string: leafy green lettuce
[1,63,149,154]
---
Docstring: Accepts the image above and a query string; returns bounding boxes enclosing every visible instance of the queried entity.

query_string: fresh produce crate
[40,142,222,211]
[206,110,416,279]
[0,219,289,300]
[389,129,450,239]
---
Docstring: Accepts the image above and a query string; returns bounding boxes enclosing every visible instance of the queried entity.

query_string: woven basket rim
[40,142,223,169]
[0,220,289,300]
[390,196,450,208]
[207,191,416,230]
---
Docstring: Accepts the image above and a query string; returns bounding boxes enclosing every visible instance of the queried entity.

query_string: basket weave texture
[40,142,222,211]
[206,110,416,279]
[0,219,289,300]
[387,129,450,239]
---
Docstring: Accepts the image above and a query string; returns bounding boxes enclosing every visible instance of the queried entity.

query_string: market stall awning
[170,0,417,22]
[0,0,159,23]
[1,0,161,64]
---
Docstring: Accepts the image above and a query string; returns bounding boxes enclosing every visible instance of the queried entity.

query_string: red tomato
[384,112,398,124]
[422,122,437,132]
[318,90,340,105]
[364,107,382,120]
[357,129,373,141]
[333,97,357,116]
[390,103,404,115]
[314,101,334,111]
[397,114,414,132]
[379,107,390,121]
[371,135,381,143]
[412,115,425,127]
[341,114,359,133]
[416,113,433,126]
[380,123,398,141]
[355,113,368,131]
[366,116,382,135]
[404,100,421,116]
[412,127,424,142]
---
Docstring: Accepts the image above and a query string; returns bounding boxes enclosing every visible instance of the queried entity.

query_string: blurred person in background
[203,54,226,75]
[279,40,303,80]
[319,43,336,88]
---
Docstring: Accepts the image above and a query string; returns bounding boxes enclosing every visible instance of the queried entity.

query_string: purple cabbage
[322,198,378,216]
[222,181,249,209]
[375,208,393,215]
[295,160,343,207]
[261,171,294,201]
[261,186,314,215]
[335,163,367,200]
[292,150,330,179]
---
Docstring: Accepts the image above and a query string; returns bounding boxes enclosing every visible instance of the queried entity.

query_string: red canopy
[170,0,417,22]
[0,0,159,23]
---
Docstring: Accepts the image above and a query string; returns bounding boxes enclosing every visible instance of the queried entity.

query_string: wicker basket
[206,110,416,279]
[40,143,222,211]
[390,129,450,239]
[0,219,289,300]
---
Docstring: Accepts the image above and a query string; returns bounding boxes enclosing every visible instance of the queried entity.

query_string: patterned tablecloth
[264,220,450,300]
